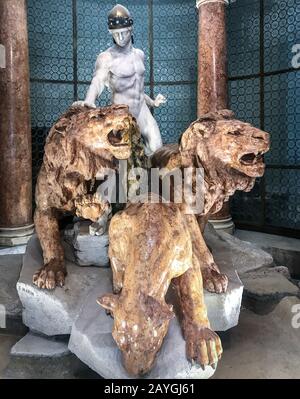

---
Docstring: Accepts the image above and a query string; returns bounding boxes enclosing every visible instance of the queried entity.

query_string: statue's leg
[33,208,67,290]
[173,253,223,367]
[137,104,163,156]
[185,214,228,294]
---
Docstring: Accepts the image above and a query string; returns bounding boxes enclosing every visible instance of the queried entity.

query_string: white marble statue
[74,4,166,156]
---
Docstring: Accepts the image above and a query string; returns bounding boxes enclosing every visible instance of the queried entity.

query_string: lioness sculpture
[98,195,223,376]
[152,110,270,294]
[33,104,137,290]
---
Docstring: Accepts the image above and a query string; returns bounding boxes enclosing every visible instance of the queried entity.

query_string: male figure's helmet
[108,4,133,30]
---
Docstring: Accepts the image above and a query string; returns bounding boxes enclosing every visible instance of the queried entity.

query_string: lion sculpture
[152,109,270,294]
[33,104,137,290]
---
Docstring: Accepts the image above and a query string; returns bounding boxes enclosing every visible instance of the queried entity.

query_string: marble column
[196,0,234,234]
[0,0,34,246]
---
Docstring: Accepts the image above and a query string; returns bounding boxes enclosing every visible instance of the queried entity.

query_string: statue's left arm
[144,93,167,108]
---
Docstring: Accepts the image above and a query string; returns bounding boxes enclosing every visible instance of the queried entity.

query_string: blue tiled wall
[264,72,300,166]
[154,84,197,144]
[228,0,300,232]
[153,0,197,83]
[228,78,260,127]
[27,0,74,81]
[227,0,260,77]
[264,0,300,72]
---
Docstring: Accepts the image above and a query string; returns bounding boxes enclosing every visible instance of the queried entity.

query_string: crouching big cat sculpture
[98,195,223,376]
[32,103,270,376]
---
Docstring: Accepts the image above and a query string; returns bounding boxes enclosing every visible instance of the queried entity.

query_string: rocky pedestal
[15,224,279,378]
[204,224,274,275]
[68,224,276,379]
[68,284,216,379]
[17,235,104,336]
[63,221,109,267]
[11,332,70,358]
[235,229,300,278]
[241,267,299,314]
[4,332,98,379]
[0,255,23,321]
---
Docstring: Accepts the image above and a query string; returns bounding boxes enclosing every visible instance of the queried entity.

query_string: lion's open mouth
[108,129,130,147]
[240,152,264,166]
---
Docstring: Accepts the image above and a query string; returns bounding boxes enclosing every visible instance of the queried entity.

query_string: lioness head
[180,109,270,178]
[98,292,174,376]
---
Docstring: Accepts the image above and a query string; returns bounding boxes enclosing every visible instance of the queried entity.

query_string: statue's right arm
[73,52,111,108]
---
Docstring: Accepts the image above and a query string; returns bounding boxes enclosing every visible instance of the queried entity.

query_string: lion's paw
[202,265,228,294]
[33,259,67,290]
[185,325,223,369]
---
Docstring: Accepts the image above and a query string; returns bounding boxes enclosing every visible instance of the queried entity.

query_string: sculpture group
[33,103,269,375]
[31,3,270,378]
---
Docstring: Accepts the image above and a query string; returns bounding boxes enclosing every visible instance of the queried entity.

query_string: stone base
[11,332,70,358]
[0,255,23,321]
[18,230,244,338]
[241,267,299,315]
[0,224,34,247]
[204,223,274,275]
[68,250,244,379]
[63,221,109,267]
[69,285,217,379]
[17,225,255,378]
[235,229,300,278]
[17,235,104,336]
[0,245,27,255]
[4,332,99,379]
[0,254,26,335]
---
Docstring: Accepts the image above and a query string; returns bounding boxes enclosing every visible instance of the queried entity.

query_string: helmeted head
[108,4,133,47]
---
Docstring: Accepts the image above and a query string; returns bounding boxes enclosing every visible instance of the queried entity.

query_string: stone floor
[213,298,300,379]
[0,334,20,379]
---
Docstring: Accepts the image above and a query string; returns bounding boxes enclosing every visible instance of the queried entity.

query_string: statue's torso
[106,47,146,118]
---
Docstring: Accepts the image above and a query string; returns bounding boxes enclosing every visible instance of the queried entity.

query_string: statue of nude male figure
[74,4,166,156]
